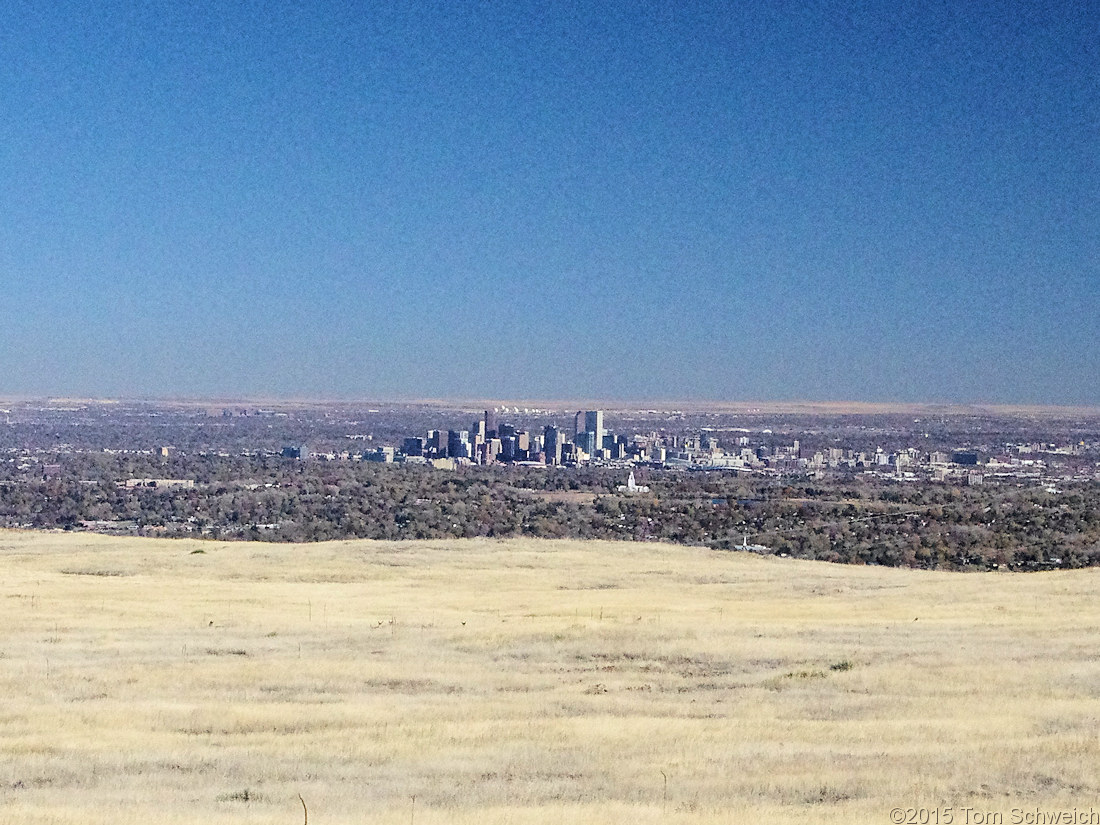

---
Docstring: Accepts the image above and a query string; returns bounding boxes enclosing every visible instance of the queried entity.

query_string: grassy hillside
[1,530,1098,823]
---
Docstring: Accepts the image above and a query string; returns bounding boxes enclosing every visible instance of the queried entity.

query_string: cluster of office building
[393,410,626,467]
[348,411,1097,487]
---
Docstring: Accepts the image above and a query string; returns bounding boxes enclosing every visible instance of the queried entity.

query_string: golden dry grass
[1,529,1098,824]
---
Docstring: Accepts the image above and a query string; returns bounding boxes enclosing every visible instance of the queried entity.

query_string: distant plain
[9,395,1100,416]
[1,530,1098,824]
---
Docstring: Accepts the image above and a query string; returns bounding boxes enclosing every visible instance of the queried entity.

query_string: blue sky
[1,0,1097,403]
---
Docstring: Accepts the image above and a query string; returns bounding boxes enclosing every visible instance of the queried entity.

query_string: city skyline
[2,1,1097,404]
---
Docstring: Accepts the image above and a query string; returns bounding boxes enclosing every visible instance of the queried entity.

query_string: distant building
[584,410,604,447]
[617,471,649,494]
[734,534,769,553]
[575,430,597,456]
[484,409,497,439]
[429,430,448,457]
[403,437,424,457]
[364,446,395,463]
[544,425,561,465]
[447,430,470,459]
[952,451,979,466]
[124,478,195,489]
[570,410,606,457]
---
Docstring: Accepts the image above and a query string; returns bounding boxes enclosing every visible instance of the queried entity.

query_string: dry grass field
[1,530,1099,825]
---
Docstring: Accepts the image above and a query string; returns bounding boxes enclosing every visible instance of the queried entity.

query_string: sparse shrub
[784,669,826,679]
[218,788,257,802]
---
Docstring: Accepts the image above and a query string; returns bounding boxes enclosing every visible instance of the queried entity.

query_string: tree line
[1,455,1098,570]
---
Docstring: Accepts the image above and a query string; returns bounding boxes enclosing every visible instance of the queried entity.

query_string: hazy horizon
[3,1,1097,404]
[5,393,1100,416]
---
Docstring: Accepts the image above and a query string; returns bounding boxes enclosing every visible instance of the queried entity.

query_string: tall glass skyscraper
[584,410,604,450]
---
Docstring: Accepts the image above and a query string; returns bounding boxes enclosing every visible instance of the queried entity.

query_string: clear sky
[2,0,1097,403]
